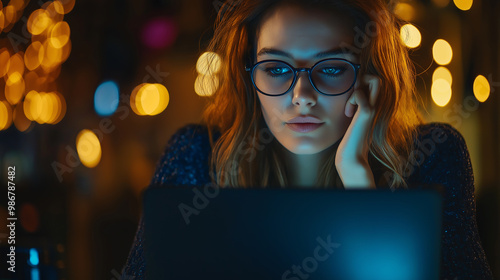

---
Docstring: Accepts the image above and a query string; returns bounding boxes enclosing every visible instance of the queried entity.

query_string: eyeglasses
[245,58,360,96]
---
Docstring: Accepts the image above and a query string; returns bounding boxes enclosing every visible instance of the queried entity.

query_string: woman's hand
[335,75,381,189]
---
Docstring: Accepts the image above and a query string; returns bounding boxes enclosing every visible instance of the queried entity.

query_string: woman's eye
[267,67,290,75]
[322,67,343,75]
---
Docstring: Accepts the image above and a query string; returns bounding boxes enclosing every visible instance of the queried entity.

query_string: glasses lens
[253,61,294,95]
[311,60,356,95]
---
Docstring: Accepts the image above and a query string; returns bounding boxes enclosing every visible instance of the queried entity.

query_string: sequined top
[120,122,494,279]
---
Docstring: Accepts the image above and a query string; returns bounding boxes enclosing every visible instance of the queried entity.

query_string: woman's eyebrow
[257,47,347,58]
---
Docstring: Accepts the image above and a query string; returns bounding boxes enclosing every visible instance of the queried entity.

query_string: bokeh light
[7,52,24,77]
[5,72,25,105]
[431,79,452,107]
[130,83,170,116]
[0,48,10,78]
[94,81,120,116]
[13,103,32,132]
[76,129,102,168]
[49,21,70,48]
[453,0,473,11]
[27,9,53,35]
[20,203,40,233]
[141,17,178,49]
[400,24,421,48]
[195,74,219,97]
[196,52,222,76]
[0,101,13,131]
[432,39,453,65]
[473,75,490,102]
[24,42,45,71]
[393,3,416,22]
[432,67,452,86]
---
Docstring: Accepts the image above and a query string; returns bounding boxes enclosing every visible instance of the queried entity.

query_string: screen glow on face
[255,5,358,155]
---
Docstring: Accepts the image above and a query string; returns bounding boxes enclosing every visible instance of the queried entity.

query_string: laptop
[143,184,443,280]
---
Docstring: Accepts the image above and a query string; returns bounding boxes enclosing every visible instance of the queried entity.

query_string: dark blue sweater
[121,122,494,279]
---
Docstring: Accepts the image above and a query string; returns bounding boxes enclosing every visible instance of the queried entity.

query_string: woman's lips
[286,123,324,133]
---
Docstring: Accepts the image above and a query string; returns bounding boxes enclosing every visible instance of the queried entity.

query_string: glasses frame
[245,58,361,97]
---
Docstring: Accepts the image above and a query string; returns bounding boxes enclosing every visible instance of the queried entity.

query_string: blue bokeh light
[94,81,120,116]
[28,248,39,266]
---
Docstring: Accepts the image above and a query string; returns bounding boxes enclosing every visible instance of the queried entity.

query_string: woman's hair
[200,0,425,189]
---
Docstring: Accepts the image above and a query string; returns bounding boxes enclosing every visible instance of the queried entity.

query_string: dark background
[0,0,499,279]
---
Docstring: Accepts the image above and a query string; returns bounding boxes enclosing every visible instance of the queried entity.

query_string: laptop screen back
[143,186,442,280]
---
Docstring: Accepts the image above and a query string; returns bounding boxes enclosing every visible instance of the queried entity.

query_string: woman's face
[255,5,358,155]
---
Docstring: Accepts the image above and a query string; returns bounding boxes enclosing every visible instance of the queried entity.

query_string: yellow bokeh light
[0,10,5,32]
[41,39,63,71]
[431,79,452,107]
[195,74,219,97]
[24,41,45,71]
[453,0,473,11]
[52,91,66,124]
[4,5,16,25]
[473,75,490,102]
[5,72,25,105]
[132,84,170,116]
[0,100,13,131]
[400,24,421,49]
[59,0,76,14]
[394,3,416,22]
[76,129,102,168]
[7,52,25,77]
[44,1,64,23]
[0,48,10,78]
[432,39,453,65]
[432,67,452,86]
[49,21,70,48]
[28,9,53,35]
[196,52,222,76]
[13,103,32,132]
[37,92,54,124]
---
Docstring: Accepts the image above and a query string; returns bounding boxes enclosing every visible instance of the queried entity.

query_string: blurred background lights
[0,48,11,77]
[194,74,219,97]
[49,21,71,48]
[432,67,453,86]
[76,129,102,168]
[473,75,490,102]
[400,24,421,48]
[0,100,13,131]
[5,72,25,105]
[453,0,473,11]
[24,42,45,71]
[431,79,452,107]
[28,248,40,266]
[393,3,416,22]
[141,17,178,49]
[130,83,170,116]
[196,52,222,76]
[94,81,120,116]
[432,39,453,65]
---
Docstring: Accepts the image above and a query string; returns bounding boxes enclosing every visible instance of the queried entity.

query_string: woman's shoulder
[149,123,220,186]
[407,121,473,185]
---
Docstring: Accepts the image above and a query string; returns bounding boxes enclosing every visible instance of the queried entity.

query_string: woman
[122,0,494,278]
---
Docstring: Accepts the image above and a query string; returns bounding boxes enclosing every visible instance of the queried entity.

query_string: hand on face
[335,74,381,173]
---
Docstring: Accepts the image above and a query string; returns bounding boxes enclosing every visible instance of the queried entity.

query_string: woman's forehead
[255,5,355,62]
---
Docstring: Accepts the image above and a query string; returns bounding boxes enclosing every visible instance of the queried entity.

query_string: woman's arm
[120,124,215,279]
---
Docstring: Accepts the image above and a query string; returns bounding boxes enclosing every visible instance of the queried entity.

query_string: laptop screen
[143,186,442,280]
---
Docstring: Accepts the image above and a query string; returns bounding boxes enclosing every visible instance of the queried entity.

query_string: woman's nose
[292,71,317,107]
